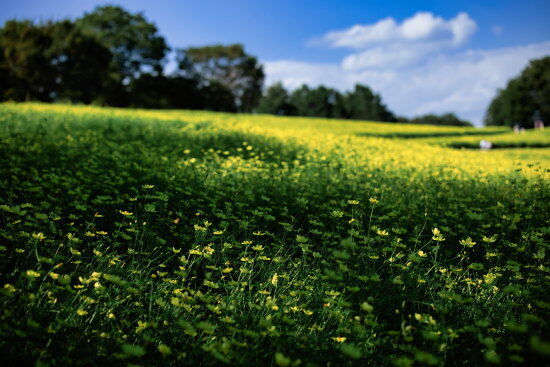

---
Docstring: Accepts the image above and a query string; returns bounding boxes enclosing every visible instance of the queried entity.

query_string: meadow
[419,130,550,149]
[0,103,549,366]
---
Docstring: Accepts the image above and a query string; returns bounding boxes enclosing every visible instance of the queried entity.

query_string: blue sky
[1,0,549,124]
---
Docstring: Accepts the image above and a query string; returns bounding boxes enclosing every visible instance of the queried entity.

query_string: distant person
[479,140,492,150]
[534,120,544,130]
[513,123,521,134]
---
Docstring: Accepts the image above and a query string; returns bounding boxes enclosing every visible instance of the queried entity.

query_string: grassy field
[420,130,550,149]
[0,103,549,366]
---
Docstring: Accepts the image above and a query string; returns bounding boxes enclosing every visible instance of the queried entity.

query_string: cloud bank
[320,12,477,48]
[265,12,550,125]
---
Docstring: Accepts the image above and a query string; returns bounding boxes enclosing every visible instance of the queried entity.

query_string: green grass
[421,129,550,149]
[0,103,549,366]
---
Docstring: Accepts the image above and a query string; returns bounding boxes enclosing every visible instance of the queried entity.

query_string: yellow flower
[271,273,279,286]
[26,270,41,278]
[32,232,46,241]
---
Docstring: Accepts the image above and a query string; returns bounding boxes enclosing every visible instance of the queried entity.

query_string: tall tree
[177,44,264,112]
[343,84,395,122]
[0,19,112,103]
[200,81,238,112]
[0,48,8,99]
[257,82,296,115]
[76,5,169,82]
[289,85,344,118]
[485,56,550,127]
[43,20,112,103]
[128,74,203,110]
[0,20,54,101]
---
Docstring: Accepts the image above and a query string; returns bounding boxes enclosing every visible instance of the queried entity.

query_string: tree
[43,20,112,103]
[177,44,264,112]
[257,82,296,115]
[485,56,550,127]
[200,81,238,112]
[128,74,203,110]
[76,5,169,82]
[407,113,472,127]
[0,19,112,103]
[343,84,395,122]
[0,48,8,99]
[289,85,344,118]
[0,20,54,101]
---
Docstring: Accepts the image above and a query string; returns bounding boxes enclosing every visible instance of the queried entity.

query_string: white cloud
[265,12,548,125]
[264,41,550,125]
[341,43,437,70]
[320,12,477,49]
[449,12,478,45]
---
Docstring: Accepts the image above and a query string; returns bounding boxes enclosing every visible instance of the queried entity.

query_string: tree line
[257,82,472,126]
[0,6,263,112]
[0,5,547,126]
[485,57,549,127]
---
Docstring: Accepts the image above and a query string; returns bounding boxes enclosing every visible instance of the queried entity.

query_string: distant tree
[343,84,395,122]
[257,82,296,115]
[408,113,472,127]
[0,20,54,101]
[44,20,112,103]
[0,19,111,103]
[485,56,550,127]
[200,81,238,112]
[176,44,264,112]
[76,5,169,82]
[128,74,203,110]
[289,85,344,118]
[0,49,8,99]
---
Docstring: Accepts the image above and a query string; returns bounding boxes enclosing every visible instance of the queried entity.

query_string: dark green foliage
[289,85,346,118]
[76,5,169,81]
[0,20,56,101]
[0,20,112,103]
[485,56,550,127]
[177,44,264,112]
[257,82,296,115]
[342,84,396,122]
[128,74,203,110]
[400,113,472,127]
[44,20,113,104]
[260,83,397,122]
[199,80,238,112]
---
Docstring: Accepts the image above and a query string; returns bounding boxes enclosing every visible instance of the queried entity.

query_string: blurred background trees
[401,113,472,127]
[0,4,546,127]
[176,44,264,112]
[0,19,111,103]
[257,82,296,116]
[485,56,549,127]
[77,5,169,81]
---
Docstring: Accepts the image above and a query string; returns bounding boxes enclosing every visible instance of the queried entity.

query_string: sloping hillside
[0,103,548,366]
